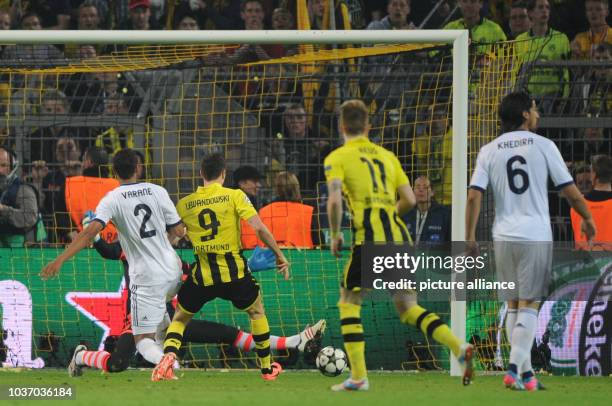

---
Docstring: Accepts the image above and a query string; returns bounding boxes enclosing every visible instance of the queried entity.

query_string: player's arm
[40,221,104,280]
[234,189,288,275]
[560,184,596,242]
[324,154,345,257]
[465,188,483,241]
[465,149,488,242]
[247,215,290,280]
[396,183,416,217]
[167,222,187,246]
[326,179,344,258]
[546,141,596,242]
[160,187,187,246]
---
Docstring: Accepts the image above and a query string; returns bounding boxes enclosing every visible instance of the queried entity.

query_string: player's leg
[124,280,179,381]
[69,304,137,376]
[338,289,366,382]
[495,241,527,389]
[70,268,147,377]
[392,290,473,384]
[152,277,205,381]
[517,303,541,391]
[505,242,549,391]
[161,308,194,355]
[519,243,551,392]
[505,301,539,390]
[132,306,162,365]
[105,269,137,373]
[183,320,240,345]
[152,308,194,381]
[332,246,369,392]
[164,297,244,348]
[505,301,518,347]
[232,327,295,352]
[292,319,326,352]
[244,297,275,375]
[184,319,326,352]
[229,274,281,380]
[163,307,309,358]
[160,277,204,356]
[106,332,137,372]
[134,332,164,365]
[70,331,137,377]
[70,276,135,377]
[68,344,109,377]
[502,299,518,387]
[334,287,369,387]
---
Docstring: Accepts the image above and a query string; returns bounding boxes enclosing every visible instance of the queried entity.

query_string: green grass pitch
[1,369,610,405]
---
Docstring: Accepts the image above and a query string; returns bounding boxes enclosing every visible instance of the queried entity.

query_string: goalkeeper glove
[82,210,101,243]
[247,246,276,272]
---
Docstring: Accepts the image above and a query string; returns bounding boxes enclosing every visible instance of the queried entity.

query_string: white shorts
[155,313,171,345]
[130,278,181,336]
[494,241,552,301]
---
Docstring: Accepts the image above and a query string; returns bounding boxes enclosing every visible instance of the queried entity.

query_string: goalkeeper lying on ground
[68,215,325,376]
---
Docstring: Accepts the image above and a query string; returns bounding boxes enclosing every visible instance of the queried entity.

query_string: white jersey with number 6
[469,130,573,241]
[94,182,182,285]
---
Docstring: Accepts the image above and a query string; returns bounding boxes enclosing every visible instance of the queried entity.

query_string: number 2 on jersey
[198,208,221,242]
[506,155,529,194]
[134,203,157,239]
[360,157,388,194]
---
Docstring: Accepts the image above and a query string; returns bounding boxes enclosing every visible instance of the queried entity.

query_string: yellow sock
[163,320,187,354]
[400,305,462,357]
[338,302,367,380]
[250,316,271,371]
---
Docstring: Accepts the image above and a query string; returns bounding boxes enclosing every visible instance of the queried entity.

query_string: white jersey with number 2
[94,182,182,285]
[469,130,573,241]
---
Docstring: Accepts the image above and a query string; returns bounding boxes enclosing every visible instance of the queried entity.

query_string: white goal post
[0,29,469,376]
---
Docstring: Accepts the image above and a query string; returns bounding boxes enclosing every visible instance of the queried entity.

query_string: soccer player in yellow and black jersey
[152,153,290,382]
[325,100,474,391]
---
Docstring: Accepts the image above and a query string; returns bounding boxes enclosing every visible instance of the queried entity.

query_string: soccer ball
[316,346,347,377]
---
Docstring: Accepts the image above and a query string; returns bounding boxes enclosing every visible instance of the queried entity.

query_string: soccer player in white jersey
[41,149,186,379]
[465,92,596,391]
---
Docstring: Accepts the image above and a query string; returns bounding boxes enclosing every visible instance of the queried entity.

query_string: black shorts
[342,245,363,291]
[177,274,261,314]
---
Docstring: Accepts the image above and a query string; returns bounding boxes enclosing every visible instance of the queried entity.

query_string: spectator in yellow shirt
[573,0,612,59]
[411,103,452,206]
[443,0,507,54]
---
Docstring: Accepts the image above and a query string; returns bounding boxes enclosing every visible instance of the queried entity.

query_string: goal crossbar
[0,29,467,45]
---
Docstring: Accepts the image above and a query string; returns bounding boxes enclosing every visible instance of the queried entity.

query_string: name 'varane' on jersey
[94,182,182,285]
[469,130,574,241]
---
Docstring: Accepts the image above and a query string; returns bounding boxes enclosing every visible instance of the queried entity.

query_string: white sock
[509,308,538,371]
[284,334,301,349]
[521,357,533,374]
[505,308,517,343]
[136,338,164,365]
[519,308,537,374]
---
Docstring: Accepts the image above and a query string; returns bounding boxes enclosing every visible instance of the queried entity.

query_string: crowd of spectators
[0,0,610,248]
[0,1,602,60]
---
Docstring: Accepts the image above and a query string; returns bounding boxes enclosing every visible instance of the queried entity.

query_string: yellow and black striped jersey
[324,136,411,245]
[177,183,257,286]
